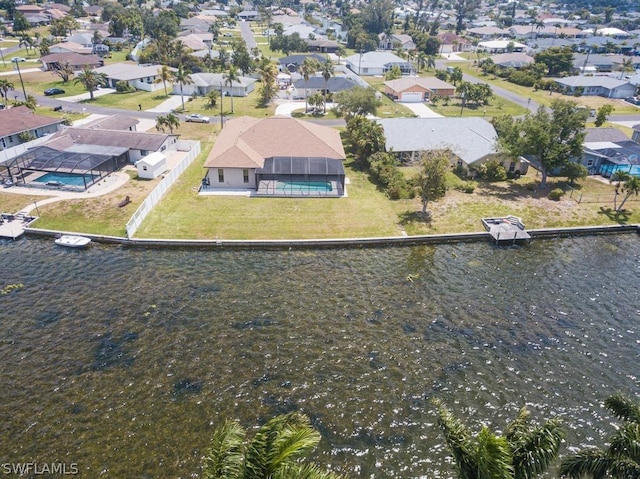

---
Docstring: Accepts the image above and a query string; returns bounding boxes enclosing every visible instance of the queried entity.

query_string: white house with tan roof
[384,77,456,102]
[202,116,346,196]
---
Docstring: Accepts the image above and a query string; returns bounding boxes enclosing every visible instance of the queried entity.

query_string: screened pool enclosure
[255,156,346,197]
[2,146,128,191]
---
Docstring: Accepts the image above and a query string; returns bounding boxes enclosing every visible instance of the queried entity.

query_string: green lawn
[135,156,411,240]
[453,62,640,114]
[177,87,276,118]
[86,89,173,110]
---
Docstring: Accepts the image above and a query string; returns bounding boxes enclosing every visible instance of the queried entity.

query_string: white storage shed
[136,152,167,179]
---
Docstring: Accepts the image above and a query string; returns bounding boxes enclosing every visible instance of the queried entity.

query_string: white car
[185,113,210,123]
[11,57,26,62]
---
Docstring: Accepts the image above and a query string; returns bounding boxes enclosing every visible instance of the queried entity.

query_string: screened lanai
[4,145,126,191]
[255,156,345,197]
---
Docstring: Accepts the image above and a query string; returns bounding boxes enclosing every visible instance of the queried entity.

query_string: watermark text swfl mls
[1,463,78,475]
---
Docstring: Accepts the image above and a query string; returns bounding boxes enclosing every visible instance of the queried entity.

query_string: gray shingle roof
[377,117,498,165]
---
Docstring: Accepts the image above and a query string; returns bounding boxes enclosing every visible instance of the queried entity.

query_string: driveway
[401,102,443,118]
[274,100,337,116]
[146,95,184,113]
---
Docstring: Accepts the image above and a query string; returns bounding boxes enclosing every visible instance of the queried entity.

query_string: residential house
[378,33,416,51]
[278,53,327,73]
[93,63,168,92]
[554,76,637,99]
[383,77,456,102]
[490,52,535,68]
[174,72,257,97]
[305,39,341,54]
[345,51,415,76]
[49,41,93,55]
[237,10,259,21]
[579,127,640,176]
[80,115,140,132]
[40,52,103,72]
[376,117,529,174]
[477,40,527,53]
[467,26,512,39]
[291,75,359,99]
[573,54,640,73]
[0,106,65,153]
[437,32,473,53]
[202,116,346,196]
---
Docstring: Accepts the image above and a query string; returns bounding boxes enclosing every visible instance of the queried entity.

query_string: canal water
[0,235,638,478]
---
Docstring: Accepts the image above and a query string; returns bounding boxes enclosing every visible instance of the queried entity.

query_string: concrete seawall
[25,224,639,250]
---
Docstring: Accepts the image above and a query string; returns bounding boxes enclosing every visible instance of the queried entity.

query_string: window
[509,161,516,173]
[243,169,249,183]
[143,165,148,171]
[218,169,224,183]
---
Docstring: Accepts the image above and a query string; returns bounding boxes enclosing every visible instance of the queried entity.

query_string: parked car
[44,88,65,96]
[11,57,26,62]
[185,113,210,123]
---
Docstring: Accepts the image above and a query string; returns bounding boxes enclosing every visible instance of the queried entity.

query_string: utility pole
[219,83,224,129]
[13,59,27,102]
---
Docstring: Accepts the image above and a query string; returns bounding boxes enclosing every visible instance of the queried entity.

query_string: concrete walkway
[274,100,337,116]
[401,102,443,118]
[146,95,184,113]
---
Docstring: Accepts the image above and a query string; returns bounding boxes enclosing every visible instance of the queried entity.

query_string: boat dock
[482,216,531,244]
[0,212,37,239]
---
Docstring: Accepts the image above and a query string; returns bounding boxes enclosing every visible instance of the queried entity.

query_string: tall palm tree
[336,45,347,65]
[155,65,174,97]
[223,66,239,114]
[610,170,631,211]
[617,175,640,211]
[299,57,319,113]
[560,393,640,479]
[202,412,345,479]
[416,52,427,72]
[164,113,180,134]
[619,58,634,80]
[155,115,168,133]
[73,66,107,100]
[434,399,563,479]
[0,79,15,107]
[173,64,193,112]
[321,59,334,113]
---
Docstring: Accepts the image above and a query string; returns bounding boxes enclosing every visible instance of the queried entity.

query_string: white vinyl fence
[126,140,201,238]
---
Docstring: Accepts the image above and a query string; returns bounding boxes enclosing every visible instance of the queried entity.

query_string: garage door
[400,92,424,103]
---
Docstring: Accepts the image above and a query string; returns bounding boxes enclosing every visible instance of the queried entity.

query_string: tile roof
[584,127,629,143]
[0,106,64,137]
[384,77,455,92]
[204,116,345,169]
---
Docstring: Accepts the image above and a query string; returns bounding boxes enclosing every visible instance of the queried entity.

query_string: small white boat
[54,235,92,248]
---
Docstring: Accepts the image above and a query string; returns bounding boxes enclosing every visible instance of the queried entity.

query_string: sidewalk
[59,88,116,102]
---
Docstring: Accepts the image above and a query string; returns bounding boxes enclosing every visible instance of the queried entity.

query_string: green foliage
[492,99,588,186]
[414,151,449,215]
[478,160,507,181]
[534,46,574,77]
[594,104,614,127]
[455,181,476,193]
[269,32,308,55]
[560,394,640,479]
[334,87,382,118]
[201,413,344,479]
[115,80,136,93]
[369,152,414,199]
[383,64,402,81]
[561,162,588,185]
[548,188,565,201]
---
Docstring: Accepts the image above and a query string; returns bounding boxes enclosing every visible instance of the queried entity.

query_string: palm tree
[321,59,334,113]
[0,79,15,107]
[202,412,344,479]
[299,57,319,113]
[205,89,220,109]
[155,65,174,97]
[617,175,640,211]
[560,393,640,479]
[416,52,427,72]
[257,60,278,107]
[610,170,631,211]
[336,45,347,65]
[173,64,193,112]
[223,66,239,113]
[426,54,436,71]
[164,113,180,134]
[155,115,168,133]
[434,399,563,479]
[618,58,634,80]
[73,66,107,100]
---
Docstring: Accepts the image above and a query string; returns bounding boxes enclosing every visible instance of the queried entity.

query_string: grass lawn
[454,62,640,114]
[12,70,87,97]
[135,156,411,240]
[178,88,276,118]
[0,50,39,73]
[0,193,53,214]
[86,89,173,111]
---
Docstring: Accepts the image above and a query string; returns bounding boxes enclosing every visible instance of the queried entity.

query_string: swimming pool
[610,165,640,177]
[276,181,333,193]
[34,172,98,188]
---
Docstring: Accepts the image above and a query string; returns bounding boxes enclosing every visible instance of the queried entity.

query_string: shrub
[478,160,507,182]
[453,163,468,178]
[115,80,135,93]
[455,181,476,193]
[548,188,565,201]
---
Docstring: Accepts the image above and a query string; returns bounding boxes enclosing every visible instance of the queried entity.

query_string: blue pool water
[35,172,98,188]
[276,181,333,193]
[605,165,640,177]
